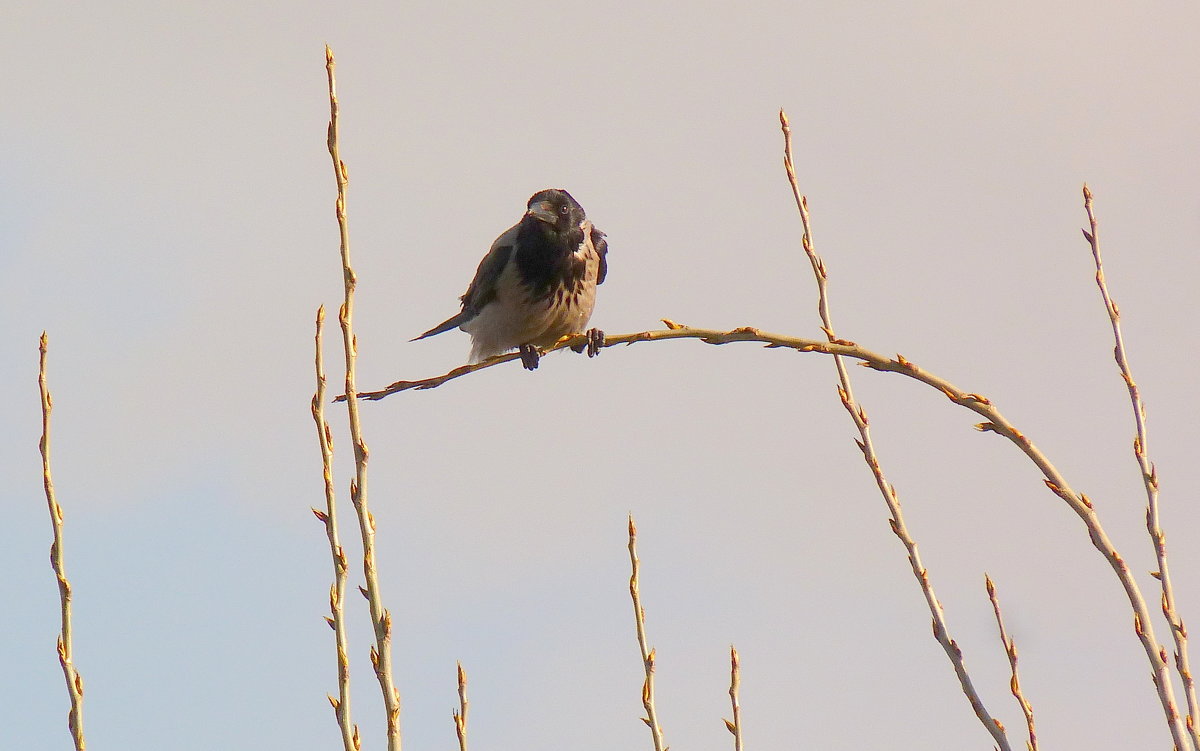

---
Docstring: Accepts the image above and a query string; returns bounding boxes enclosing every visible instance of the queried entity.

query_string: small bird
[413,189,608,370]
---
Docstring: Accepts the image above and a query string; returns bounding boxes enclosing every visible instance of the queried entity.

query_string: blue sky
[5,1,1200,749]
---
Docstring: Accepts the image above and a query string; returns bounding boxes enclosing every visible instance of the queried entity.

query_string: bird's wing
[411,223,519,341]
[590,225,608,285]
[461,223,519,311]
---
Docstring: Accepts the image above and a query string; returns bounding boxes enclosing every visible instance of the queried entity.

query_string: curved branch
[343,323,849,400]
[352,315,1190,747]
[343,324,984,403]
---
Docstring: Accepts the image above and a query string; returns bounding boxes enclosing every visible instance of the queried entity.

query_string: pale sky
[5,1,1200,749]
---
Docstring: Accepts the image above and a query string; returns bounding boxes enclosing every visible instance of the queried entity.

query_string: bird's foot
[519,344,540,371]
[569,329,605,357]
[584,328,605,357]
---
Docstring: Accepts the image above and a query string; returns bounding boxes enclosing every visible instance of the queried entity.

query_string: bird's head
[525,189,585,233]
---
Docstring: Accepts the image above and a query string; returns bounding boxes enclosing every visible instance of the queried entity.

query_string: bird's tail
[411,311,471,342]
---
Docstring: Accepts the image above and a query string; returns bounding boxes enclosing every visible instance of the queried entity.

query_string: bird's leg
[568,328,605,357]
[585,328,605,357]
[519,344,540,371]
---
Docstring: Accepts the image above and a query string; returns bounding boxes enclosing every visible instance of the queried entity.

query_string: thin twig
[336,303,1194,712]
[1083,185,1198,749]
[628,516,667,751]
[326,45,402,751]
[778,108,1013,751]
[723,646,744,751]
[311,306,359,751]
[340,323,853,400]
[986,575,1038,751]
[453,662,468,751]
[39,332,86,751]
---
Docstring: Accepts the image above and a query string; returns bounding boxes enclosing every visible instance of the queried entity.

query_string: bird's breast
[462,229,601,359]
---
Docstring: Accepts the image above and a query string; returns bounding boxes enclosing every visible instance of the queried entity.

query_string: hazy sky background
[5,1,1200,748]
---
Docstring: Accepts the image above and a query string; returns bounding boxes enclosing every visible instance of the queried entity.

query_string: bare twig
[628,516,667,751]
[311,306,359,751]
[778,109,1013,750]
[1083,185,1197,749]
[39,332,86,751]
[326,45,402,750]
[335,304,1192,724]
[340,324,851,400]
[724,646,744,751]
[453,662,468,751]
[986,575,1038,751]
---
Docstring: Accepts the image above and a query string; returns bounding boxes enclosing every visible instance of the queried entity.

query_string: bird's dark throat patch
[514,219,588,301]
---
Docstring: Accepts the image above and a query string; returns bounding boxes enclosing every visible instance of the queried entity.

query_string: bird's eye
[560,205,570,214]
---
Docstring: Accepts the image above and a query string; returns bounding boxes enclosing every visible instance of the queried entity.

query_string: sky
[4,1,1200,749]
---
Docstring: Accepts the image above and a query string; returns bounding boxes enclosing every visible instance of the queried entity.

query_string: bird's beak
[526,201,557,224]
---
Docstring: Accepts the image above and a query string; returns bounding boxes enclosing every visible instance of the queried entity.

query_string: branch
[628,516,668,751]
[724,646,744,751]
[326,45,402,751]
[986,575,1039,751]
[452,662,468,751]
[342,322,888,401]
[1082,184,1196,749]
[39,333,86,751]
[342,307,1193,731]
[779,108,1013,751]
[311,307,359,751]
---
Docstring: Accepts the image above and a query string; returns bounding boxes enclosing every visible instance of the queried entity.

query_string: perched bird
[413,188,608,370]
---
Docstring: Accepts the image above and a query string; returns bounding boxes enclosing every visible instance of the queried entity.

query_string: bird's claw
[585,328,605,357]
[519,344,540,371]
[569,328,605,357]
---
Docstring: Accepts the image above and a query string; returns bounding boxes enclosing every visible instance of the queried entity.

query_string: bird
[413,188,608,370]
